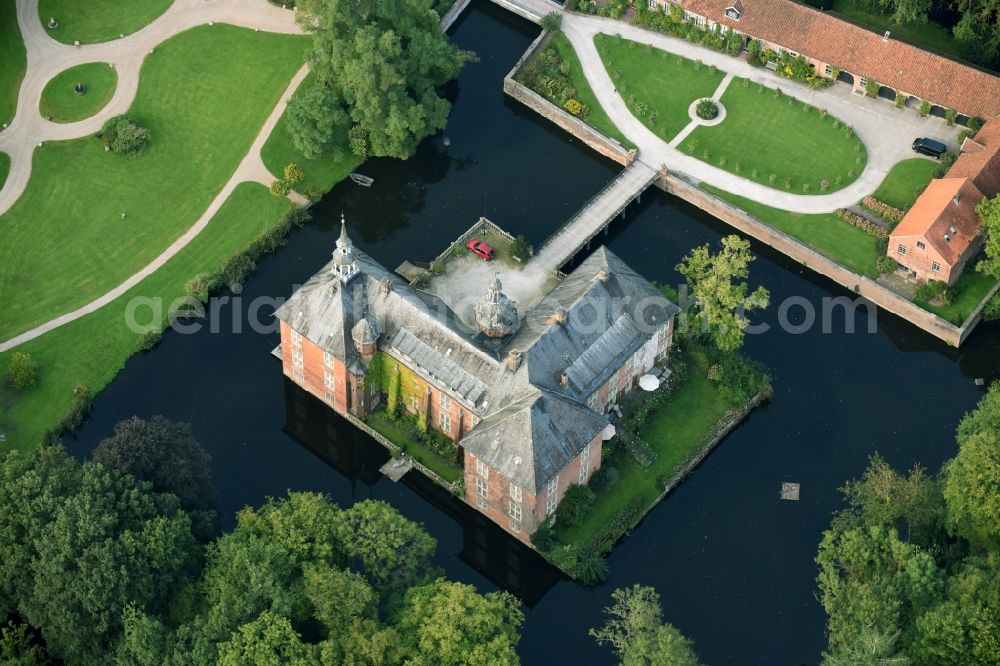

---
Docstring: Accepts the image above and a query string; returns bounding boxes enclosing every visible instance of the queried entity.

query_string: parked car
[466,238,495,261]
[912,137,948,159]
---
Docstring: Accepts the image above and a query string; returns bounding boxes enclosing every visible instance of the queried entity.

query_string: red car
[466,238,495,261]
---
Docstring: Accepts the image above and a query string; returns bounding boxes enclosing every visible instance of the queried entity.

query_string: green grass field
[703,184,880,277]
[595,33,724,142]
[39,62,118,123]
[555,360,733,547]
[0,152,9,190]
[687,78,867,193]
[366,411,463,483]
[260,73,361,197]
[1,0,26,126]
[918,270,998,325]
[38,0,174,44]
[0,182,292,452]
[0,25,308,342]
[872,158,939,210]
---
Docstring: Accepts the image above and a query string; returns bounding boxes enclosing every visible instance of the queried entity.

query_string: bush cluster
[556,483,596,528]
[861,196,905,223]
[696,98,719,120]
[836,208,889,238]
[42,384,92,445]
[633,7,743,57]
[691,340,771,406]
[915,279,952,306]
[510,234,531,262]
[5,351,39,392]
[99,114,150,155]
[621,358,689,432]
[518,47,589,119]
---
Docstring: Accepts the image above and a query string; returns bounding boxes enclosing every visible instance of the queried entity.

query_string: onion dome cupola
[332,214,359,283]
[351,308,381,360]
[475,274,519,338]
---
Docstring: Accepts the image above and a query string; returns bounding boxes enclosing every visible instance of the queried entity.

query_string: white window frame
[293,370,304,382]
[609,371,620,402]
[323,351,334,368]
[476,459,489,479]
[510,520,520,534]
[579,445,590,482]
[324,391,334,402]
[546,477,558,515]
[291,330,302,344]
[916,241,926,250]
[477,497,487,510]
[897,244,907,255]
[647,0,657,8]
[476,476,488,499]
[509,483,522,502]
[323,370,334,389]
[292,350,304,368]
[931,261,941,272]
[509,501,522,522]
[439,393,452,431]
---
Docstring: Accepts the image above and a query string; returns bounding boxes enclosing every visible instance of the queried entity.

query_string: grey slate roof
[275,233,678,493]
[460,389,610,492]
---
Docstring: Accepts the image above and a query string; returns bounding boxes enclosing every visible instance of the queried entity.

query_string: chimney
[506,349,523,371]
[596,268,610,283]
[883,30,890,41]
[559,371,569,388]
[555,307,567,324]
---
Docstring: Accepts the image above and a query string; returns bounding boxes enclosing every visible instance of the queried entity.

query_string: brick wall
[891,233,983,286]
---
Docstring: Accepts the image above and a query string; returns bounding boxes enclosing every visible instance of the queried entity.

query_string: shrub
[784,176,792,189]
[556,484,596,528]
[861,196,905,223]
[283,163,304,186]
[270,179,290,197]
[510,234,531,262]
[876,255,899,274]
[99,114,149,155]
[531,520,556,552]
[984,291,1000,321]
[6,351,39,391]
[894,91,905,108]
[348,124,368,159]
[919,100,930,117]
[802,183,810,193]
[139,329,162,352]
[695,98,719,120]
[864,79,879,97]
[820,179,829,191]
[835,209,888,238]
[540,11,562,31]
[915,280,951,305]
[945,108,957,126]
[590,465,620,493]
[969,116,985,133]
[564,98,583,116]
[574,546,609,585]
[42,385,93,445]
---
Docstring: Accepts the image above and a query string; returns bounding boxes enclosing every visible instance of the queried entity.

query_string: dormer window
[949,225,957,234]
[725,0,743,19]
[944,234,952,243]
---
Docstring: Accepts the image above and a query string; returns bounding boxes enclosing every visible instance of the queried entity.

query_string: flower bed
[861,196,905,224]
[696,98,718,120]
[836,208,889,238]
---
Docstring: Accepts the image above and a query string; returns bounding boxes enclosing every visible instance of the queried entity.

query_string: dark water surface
[65,2,1000,663]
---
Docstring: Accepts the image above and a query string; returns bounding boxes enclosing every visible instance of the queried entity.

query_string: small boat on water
[350,173,374,187]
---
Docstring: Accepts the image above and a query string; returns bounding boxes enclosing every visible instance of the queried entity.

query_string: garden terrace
[38,0,175,44]
[0,25,308,341]
[366,411,463,483]
[1,0,26,126]
[594,33,725,143]
[516,32,633,148]
[684,77,867,194]
[39,62,118,123]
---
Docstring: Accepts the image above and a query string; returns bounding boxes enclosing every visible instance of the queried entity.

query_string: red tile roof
[675,0,1000,118]
[950,117,1000,196]
[892,178,983,265]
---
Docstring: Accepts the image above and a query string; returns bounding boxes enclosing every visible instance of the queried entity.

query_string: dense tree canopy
[976,195,1000,281]
[590,585,703,665]
[293,0,475,160]
[816,383,1000,665]
[676,235,770,352]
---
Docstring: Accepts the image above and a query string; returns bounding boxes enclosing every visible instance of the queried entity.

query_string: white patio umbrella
[638,374,660,391]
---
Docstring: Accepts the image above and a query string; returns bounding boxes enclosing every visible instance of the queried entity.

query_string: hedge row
[836,208,888,238]
[861,196,905,223]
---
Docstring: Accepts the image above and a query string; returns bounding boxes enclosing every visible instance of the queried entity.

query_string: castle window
[477,497,487,510]
[916,241,925,249]
[292,350,303,368]
[476,476,488,498]
[725,5,741,19]
[439,393,452,431]
[510,520,520,534]
[324,370,334,389]
[293,370,304,382]
[509,501,522,522]
[579,445,590,482]
[897,244,906,255]
[510,483,522,502]
[932,261,941,272]
[291,330,302,344]
[476,459,489,479]
[324,391,334,402]
[546,477,558,515]
[323,351,334,367]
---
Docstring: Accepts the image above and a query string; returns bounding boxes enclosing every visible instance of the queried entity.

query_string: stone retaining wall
[440,0,472,32]
[503,31,636,167]
[660,173,991,346]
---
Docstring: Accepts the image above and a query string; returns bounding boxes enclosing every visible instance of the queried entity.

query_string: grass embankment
[260,72,361,197]
[366,412,463,483]
[918,271,998,325]
[1,0,26,126]
[0,183,293,452]
[554,362,733,547]
[39,62,118,123]
[0,25,308,342]
[687,78,867,193]
[702,184,880,277]
[0,152,9,189]
[515,33,634,148]
[38,0,174,44]
[594,33,723,142]
[872,158,939,210]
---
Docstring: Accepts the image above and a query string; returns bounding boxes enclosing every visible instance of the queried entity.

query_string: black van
[912,138,948,159]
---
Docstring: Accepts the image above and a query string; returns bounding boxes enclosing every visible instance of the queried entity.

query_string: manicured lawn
[1,0,26,126]
[827,0,987,70]
[0,183,292,452]
[39,62,118,123]
[703,184,880,277]
[515,33,634,149]
[38,0,174,44]
[366,411,463,483]
[872,158,939,210]
[0,25,308,342]
[0,152,9,189]
[918,270,998,325]
[260,73,361,197]
[555,361,733,547]
[687,78,867,193]
[595,33,724,142]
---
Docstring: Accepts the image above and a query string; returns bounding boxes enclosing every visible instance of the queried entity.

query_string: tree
[347,124,368,159]
[943,430,1000,552]
[283,163,304,187]
[270,179,290,197]
[540,12,563,32]
[100,114,150,155]
[92,416,219,538]
[976,195,1000,280]
[590,585,703,665]
[955,380,1000,446]
[820,628,909,666]
[675,235,770,352]
[5,351,38,391]
[0,622,50,665]
[285,84,347,159]
[393,579,523,666]
[216,611,319,666]
[294,0,475,159]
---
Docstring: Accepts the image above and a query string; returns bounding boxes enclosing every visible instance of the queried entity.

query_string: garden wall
[504,31,636,167]
[429,216,517,267]
[659,173,990,346]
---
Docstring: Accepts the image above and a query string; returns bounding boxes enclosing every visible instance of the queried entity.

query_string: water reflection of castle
[281,377,562,607]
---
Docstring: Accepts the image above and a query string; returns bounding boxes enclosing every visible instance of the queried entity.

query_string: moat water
[64,2,1000,663]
